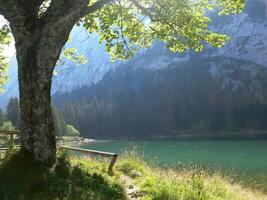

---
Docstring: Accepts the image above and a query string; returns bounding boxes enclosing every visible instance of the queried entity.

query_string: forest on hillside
[0,98,80,137]
[3,57,267,139]
[53,57,267,138]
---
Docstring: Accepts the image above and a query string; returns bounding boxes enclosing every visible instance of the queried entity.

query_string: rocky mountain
[1,0,267,110]
[54,56,267,138]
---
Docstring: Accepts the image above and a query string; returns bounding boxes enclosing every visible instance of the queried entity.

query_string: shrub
[0,121,16,131]
[65,124,80,137]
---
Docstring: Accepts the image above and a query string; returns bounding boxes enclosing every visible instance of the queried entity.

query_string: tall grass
[116,151,267,200]
[0,150,126,200]
[0,149,266,200]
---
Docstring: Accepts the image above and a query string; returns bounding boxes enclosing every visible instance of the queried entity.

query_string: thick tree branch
[0,3,9,17]
[42,0,114,28]
[130,0,152,18]
[0,0,22,20]
[17,0,44,15]
[43,0,88,21]
[129,0,147,11]
[84,0,113,15]
[0,0,47,42]
[36,0,113,50]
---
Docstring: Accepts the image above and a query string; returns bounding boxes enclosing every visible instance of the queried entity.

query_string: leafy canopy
[0,0,244,86]
[0,23,11,92]
[83,0,244,60]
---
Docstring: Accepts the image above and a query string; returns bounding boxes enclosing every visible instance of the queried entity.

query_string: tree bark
[16,35,57,166]
[11,15,75,166]
[1,0,105,167]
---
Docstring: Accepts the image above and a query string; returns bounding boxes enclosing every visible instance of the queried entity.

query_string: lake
[82,139,267,191]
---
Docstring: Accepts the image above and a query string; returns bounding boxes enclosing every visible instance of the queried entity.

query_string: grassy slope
[0,150,125,200]
[0,150,266,200]
[116,152,267,200]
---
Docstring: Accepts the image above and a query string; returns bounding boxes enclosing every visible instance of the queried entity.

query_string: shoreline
[57,136,95,147]
[86,131,267,141]
[57,130,267,147]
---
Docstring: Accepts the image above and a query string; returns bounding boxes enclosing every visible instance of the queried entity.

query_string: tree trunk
[16,36,59,166]
[19,68,56,166]
[5,0,89,167]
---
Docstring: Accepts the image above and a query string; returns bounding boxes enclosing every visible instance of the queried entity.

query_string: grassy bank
[0,150,266,200]
[117,152,267,200]
[0,150,125,200]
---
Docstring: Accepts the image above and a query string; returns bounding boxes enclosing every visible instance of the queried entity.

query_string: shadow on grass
[0,150,125,200]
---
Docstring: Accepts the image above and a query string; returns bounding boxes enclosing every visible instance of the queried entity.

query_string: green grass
[0,150,266,200]
[116,151,267,200]
[0,150,125,200]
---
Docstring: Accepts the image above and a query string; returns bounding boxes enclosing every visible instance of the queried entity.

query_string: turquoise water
[82,139,267,190]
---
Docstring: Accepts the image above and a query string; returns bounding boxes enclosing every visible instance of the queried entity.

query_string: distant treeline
[0,98,79,137]
[0,97,20,130]
[53,57,267,138]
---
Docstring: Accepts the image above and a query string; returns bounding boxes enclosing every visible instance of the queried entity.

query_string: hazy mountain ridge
[54,56,267,138]
[209,0,267,66]
[1,0,267,109]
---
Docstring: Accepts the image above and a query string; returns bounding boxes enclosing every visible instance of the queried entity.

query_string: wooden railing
[0,131,20,159]
[0,132,118,174]
[0,147,8,159]
[0,131,20,146]
[59,146,118,174]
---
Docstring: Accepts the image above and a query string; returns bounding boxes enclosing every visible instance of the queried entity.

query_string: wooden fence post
[10,133,14,146]
[108,154,118,175]
[59,146,118,175]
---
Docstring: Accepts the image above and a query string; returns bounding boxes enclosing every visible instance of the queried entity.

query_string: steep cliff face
[1,0,267,109]
[209,0,267,66]
[56,0,267,87]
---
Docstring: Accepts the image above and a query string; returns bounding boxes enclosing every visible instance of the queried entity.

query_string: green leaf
[0,24,11,93]
[82,0,245,61]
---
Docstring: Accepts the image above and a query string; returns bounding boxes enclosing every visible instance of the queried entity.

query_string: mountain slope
[1,0,267,110]
[53,57,267,138]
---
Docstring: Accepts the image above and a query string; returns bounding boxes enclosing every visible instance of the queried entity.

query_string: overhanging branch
[84,0,113,15]
[0,0,46,35]
[42,0,90,25]
[40,0,114,34]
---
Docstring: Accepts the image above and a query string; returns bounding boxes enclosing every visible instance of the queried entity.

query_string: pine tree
[0,108,6,126]
[52,106,66,137]
[6,97,21,130]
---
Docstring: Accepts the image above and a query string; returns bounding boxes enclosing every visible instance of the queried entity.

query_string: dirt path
[121,175,143,200]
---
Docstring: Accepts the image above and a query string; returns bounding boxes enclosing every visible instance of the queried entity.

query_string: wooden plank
[0,145,20,150]
[0,131,20,135]
[59,146,117,157]
[0,148,9,150]
[59,145,118,173]
[10,134,14,146]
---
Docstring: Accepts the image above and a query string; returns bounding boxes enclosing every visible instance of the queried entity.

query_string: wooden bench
[59,145,118,174]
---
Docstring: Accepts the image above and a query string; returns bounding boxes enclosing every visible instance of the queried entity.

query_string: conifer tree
[0,108,6,126]
[6,97,20,130]
[52,106,66,137]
